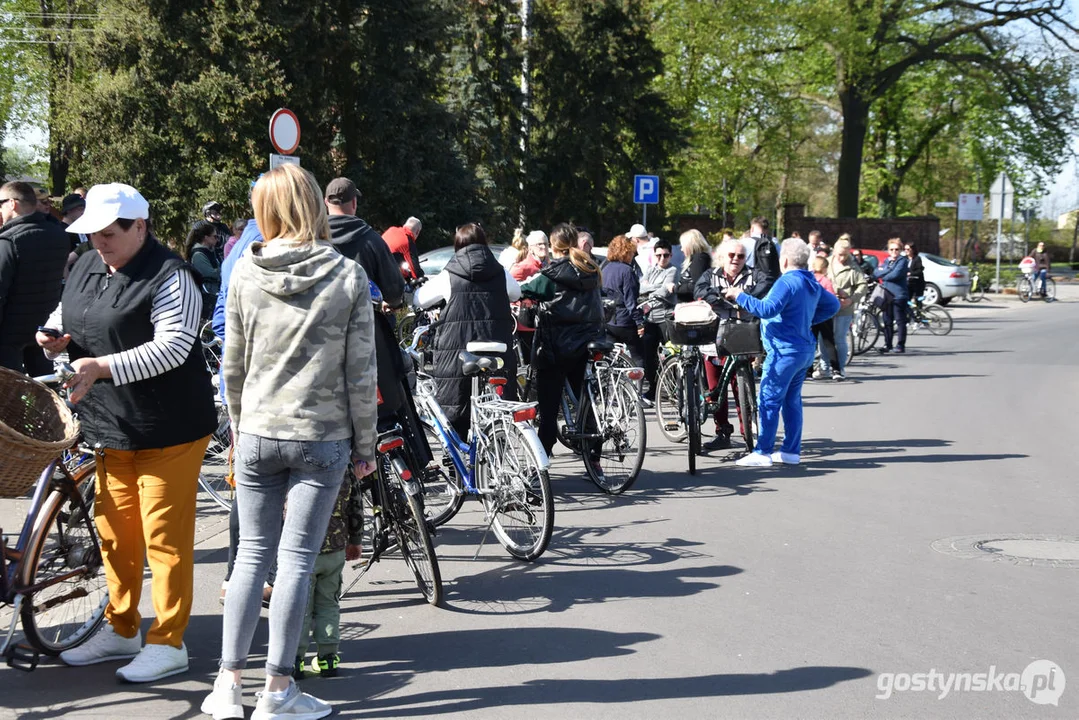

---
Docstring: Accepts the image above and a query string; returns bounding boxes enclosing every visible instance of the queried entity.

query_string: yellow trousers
[94,435,210,648]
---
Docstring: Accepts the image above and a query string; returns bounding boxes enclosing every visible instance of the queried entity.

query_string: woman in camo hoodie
[203,164,377,720]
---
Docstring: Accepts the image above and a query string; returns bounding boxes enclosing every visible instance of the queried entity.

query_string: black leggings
[535,354,588,456]
[881,299,908,350]
[605,324,643,365]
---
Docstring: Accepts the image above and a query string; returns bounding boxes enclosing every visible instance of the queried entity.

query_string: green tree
[526,0,683,238]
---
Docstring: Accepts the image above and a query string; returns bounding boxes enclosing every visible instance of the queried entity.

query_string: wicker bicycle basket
[0,366,80,498]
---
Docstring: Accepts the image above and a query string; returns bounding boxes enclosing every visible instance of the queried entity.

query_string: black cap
[61,193,86,215]
[325,177,360,205]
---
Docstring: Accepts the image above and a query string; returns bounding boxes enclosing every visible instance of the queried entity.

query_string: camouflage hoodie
[223,240,378,461]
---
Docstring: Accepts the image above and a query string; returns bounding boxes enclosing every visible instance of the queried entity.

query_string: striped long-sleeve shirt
[45,268,202,384]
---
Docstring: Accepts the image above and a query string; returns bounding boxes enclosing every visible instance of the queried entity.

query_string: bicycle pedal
[4,643,40,672]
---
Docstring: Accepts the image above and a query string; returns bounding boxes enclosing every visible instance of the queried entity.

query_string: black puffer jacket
[0,212,69,352]
[528,257,604,365]
[432,244,516,431]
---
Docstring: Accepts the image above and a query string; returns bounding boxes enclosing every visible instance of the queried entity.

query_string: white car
[920,254,970,305]
[419,244,508,276]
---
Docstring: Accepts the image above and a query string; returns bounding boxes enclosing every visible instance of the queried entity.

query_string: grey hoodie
[223,240,378,461]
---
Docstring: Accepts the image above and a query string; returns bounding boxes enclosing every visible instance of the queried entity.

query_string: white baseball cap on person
[627,223,648,239]
[65,183,150,235]
[526,230,548,246]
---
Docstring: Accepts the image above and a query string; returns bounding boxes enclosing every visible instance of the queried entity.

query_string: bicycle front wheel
[1017,277,1032,302]
[19,462,108,655]
[584,375,646,494]
[418,416,464,527]
[198,407,233,510]
[923,305,953,335]
[1045,279,1057,301]
[735,364,758,453]
[853,312,879,355]
[479,421,553,561]
[655,357,686,443]
[382,456,443,606]
[686,361,700,475]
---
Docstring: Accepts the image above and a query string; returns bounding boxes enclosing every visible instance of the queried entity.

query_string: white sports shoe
[201,671,245,720]
[735,452,773,467]
[252,679,332,720]
[770,451,800,465]
[59,624,141,667]
[116,642,188,683]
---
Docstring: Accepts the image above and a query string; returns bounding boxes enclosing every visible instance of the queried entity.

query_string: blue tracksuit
[212,219,262,402]
[736,270,841,455]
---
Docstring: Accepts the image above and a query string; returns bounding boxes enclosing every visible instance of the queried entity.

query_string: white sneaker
[59,624,141,666]
[811,368,824,380]
[116,642,188,683]
[770,451,800,465]
[252,679,332,720]
[735,452,773,467]
[201,671,245,720]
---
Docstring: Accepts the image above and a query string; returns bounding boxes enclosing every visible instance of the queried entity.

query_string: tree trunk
[836,86,870,218]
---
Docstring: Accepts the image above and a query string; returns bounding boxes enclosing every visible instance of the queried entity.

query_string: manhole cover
[931,534,1079,569]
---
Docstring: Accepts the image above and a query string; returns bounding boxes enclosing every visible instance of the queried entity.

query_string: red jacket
[510,255,542,282]
[382,226,420,279]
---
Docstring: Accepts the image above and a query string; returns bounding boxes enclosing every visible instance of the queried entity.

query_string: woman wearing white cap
[35,183,217,683]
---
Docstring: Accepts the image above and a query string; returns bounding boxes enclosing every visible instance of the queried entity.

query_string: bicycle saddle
[587,340,615,355]
[459,351,505,376]
[466,341,507,355]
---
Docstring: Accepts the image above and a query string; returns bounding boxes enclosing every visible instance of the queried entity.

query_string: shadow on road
[325,664,874,718]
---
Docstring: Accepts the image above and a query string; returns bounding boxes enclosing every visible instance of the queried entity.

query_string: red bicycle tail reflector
[513,407,537,423]
[627,369,645,381]
[489,377,508,385]
[377,437,404,453]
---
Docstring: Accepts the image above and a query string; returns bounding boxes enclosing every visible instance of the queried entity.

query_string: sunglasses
[0,198,12,207]
[888,247,901,252]
[655,252,670,258]
[728,253,746,259]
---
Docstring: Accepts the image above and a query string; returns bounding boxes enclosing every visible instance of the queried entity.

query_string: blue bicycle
[409,326,553,561]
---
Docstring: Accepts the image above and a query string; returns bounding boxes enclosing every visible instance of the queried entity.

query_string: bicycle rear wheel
[417,416,464,527]
[923,305,953,335]
[655,357,686,443]
[198,407,233,510]
[686,360,700,475]
[479,421,553,561]
[584,375,646,494]
[19,462,108,655]
[382,454,442,606]
[735,364,758,453]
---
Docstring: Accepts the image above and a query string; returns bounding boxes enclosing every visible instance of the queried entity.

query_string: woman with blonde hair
[202,163,377,720]
[824,237,866,379]
[498,227,526,269]
[676,228,712,301]
[520,223,603,462]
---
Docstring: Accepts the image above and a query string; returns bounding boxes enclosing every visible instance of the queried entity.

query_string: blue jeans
[756,349,815,456]
[825,314,854,375]
[1036,269,1048,294]
[220,434,350,677]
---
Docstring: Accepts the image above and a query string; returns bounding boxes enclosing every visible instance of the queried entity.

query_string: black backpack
[749,237,781,298]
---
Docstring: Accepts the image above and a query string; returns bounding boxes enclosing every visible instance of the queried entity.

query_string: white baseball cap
[627,223,648,239]
[526,230,548,246]
[65,183,150,235]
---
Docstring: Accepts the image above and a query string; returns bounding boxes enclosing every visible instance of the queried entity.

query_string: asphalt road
[1,288,1077,719]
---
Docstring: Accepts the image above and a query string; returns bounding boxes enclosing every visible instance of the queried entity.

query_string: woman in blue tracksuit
[873,238,910,353]
[723,238,840,467]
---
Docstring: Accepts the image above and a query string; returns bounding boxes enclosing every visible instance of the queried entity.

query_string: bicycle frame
[411,327,548,501]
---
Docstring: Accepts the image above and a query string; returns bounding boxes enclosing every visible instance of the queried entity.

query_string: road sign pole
[995,173,1005,295]
[642,204,647,231]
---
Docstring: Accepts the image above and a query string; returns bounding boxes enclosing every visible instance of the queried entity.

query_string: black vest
[0,212,69,347]
[432,244,515,427]
[63,237,217,450]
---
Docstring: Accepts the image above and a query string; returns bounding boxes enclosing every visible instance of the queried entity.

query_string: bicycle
[410,328,553,561]
[907,300,953,335]
[851,296,881,355]
[348,425,443,605]
[517,311,647,494]
[196,404,234,510]
[656,311,760,474]
[0,364,107,671]
[1016,271,1055,303]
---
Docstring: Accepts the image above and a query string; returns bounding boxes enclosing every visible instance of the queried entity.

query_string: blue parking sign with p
[634,175,659,204]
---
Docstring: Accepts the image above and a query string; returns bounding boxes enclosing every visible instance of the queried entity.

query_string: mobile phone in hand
[37,326,62,338]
